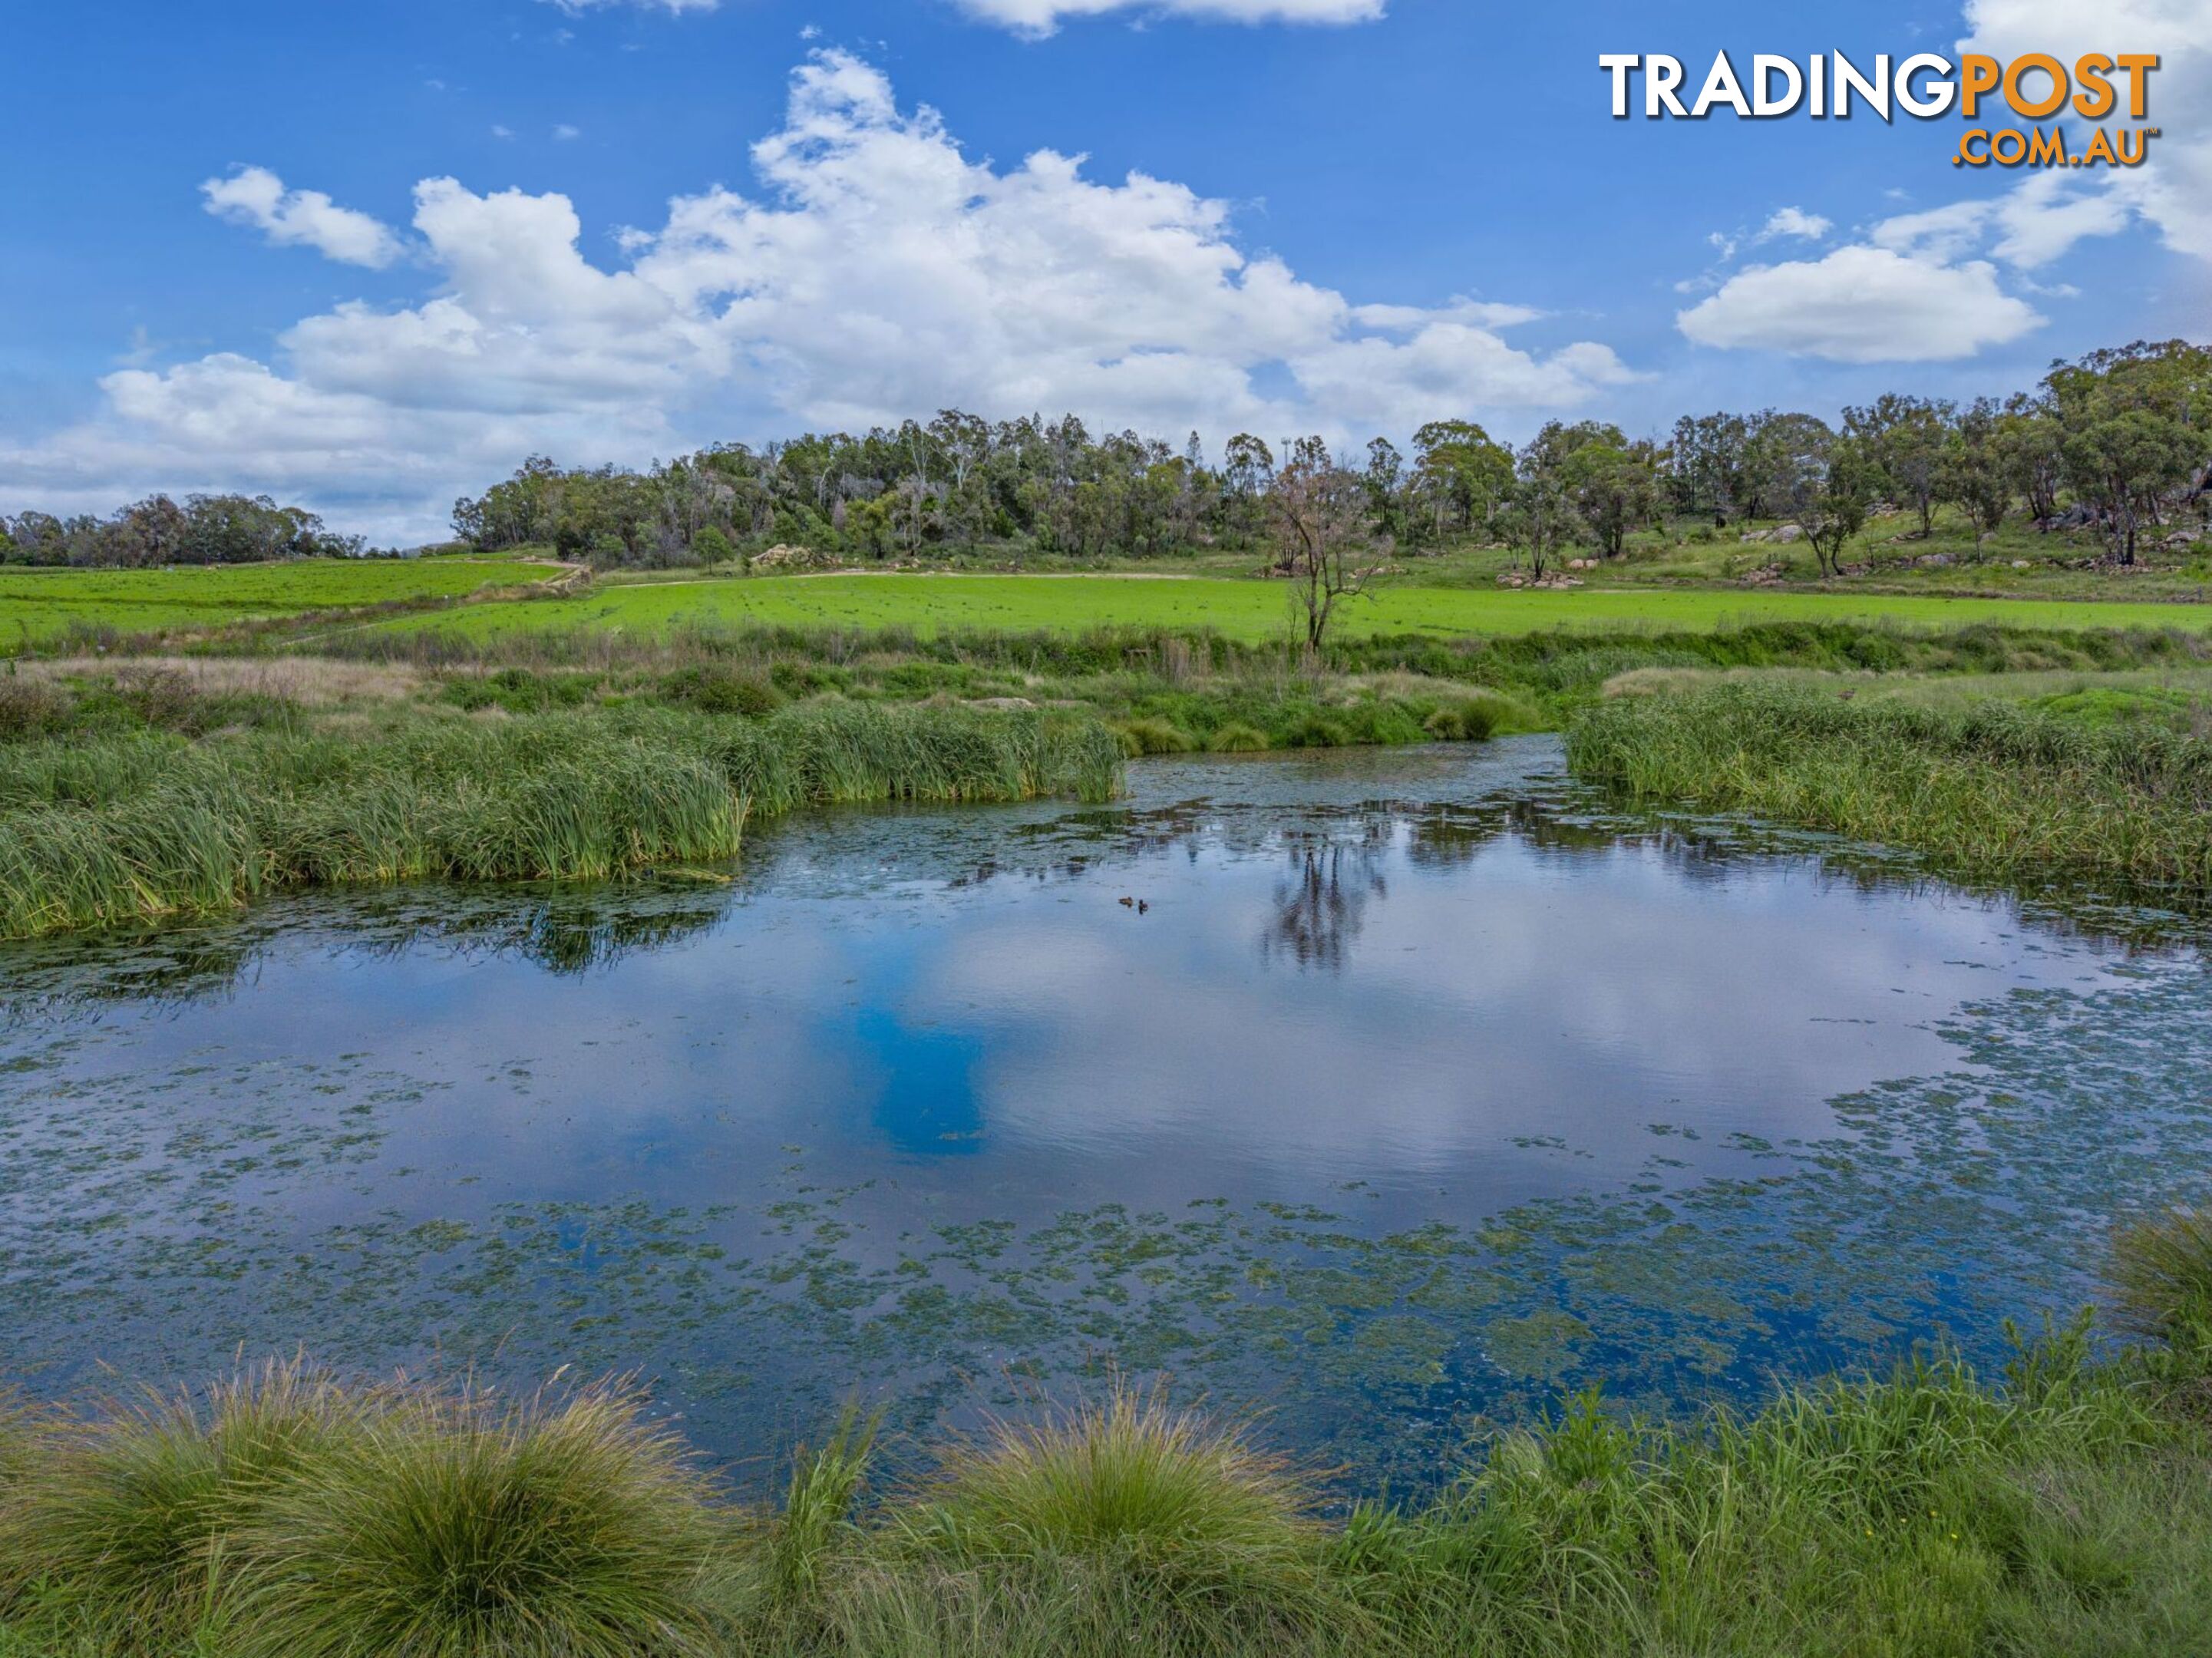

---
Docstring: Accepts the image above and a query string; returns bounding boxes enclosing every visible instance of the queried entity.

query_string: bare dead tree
[1269,436,1385,649]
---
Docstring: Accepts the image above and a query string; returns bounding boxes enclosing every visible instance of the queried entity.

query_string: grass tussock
[226,1382,726,1658]
[1112,717,1198,757]
[0,1360,373,1644]
[895,1389,1326,1624]
[1567,682,2212,895]
[0,701,1122,940]
[1207,722,1270,753]
[2113,1209,2212,1349]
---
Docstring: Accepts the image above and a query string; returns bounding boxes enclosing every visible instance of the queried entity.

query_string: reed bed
[1567,682,2212,895]
[0,702,1123,940]
[5,1269,2212,1657]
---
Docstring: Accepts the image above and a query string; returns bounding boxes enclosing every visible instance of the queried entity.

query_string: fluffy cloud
[1870,173,2131,270]
[1682,0,2208,363]
[1758,206,1831,241]
[1676,246,2044,362]
[1959,0,2212,261]
[5,51,1625,540]
[200,167,404,269]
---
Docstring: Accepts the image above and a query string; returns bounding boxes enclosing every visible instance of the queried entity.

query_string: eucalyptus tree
[2046,340,2211,562]
[1410,419,1512,542]
[1844,393,1953,537]
[1939,398,2013,559]
[1668,411,1751,523]
[1747,413,1870,577]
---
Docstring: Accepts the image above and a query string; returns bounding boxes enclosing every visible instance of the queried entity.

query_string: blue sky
[4,0,2206,540]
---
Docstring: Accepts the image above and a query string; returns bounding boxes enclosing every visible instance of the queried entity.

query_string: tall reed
[1567,682,2212,893]
[0,702,1123,940]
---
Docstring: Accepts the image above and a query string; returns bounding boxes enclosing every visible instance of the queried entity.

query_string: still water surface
[3,738,2207,1486]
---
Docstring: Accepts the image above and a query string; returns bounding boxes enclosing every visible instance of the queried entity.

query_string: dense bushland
[1,493,377,567]
[428,339,2208,576]
[5,1212,2212,1655]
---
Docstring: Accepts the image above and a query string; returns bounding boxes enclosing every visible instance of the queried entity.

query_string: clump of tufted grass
[0,1361,372,1644]
[1111,717,1199,757]
[225,1381,728,1658]
[1283,713,1352,749]
[890,1387,1340,1644]
[1207,722,1271,753]
[0,1390,41,1508]
[2112,1209,2212,1352]
[764,1410,877,1608]
[1421,700,1500,743]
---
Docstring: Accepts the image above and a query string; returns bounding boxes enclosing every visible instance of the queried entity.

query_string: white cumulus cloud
[1676,246,2044,363]
[6,50,1624,540]
[200,167,404,269]
[1685,0,2210,366]
[1758,206,1831,241]
[1959,0,2212,262]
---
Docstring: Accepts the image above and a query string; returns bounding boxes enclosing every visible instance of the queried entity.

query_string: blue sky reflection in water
[2,736,2208,1489]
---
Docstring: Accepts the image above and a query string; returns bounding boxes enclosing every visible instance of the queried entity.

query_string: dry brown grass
[22,656,424,705]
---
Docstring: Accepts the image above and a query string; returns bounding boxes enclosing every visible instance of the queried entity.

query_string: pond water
[3,736,2209,1489]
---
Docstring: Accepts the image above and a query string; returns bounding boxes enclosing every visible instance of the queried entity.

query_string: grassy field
[0,557,549,651]
[346,570,2212,646]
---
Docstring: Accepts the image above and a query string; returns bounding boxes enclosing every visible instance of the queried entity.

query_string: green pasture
[365,570,2212,644]
[0,558,540,650]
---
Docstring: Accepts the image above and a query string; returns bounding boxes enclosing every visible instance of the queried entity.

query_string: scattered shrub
[1283,714,1352,749]
[1421,701,1499,743]
[111,666,204,731]
[659,663,784,717]
[0,676,67,741]
[444,666,600,714]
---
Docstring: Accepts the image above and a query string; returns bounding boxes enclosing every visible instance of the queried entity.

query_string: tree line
[0,494,375,567]
[4,338,2203,573]
[452,338,2209,576]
